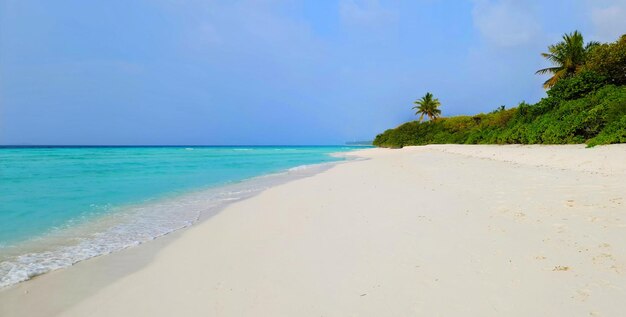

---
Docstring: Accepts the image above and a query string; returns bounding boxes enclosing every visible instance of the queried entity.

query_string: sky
[1,0,625,145]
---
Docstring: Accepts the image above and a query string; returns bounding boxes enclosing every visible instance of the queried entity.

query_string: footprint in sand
[573,289,590,302]
[594,251,623,273]
[609,197,623,206]
[588,216,600,223]
[592,244,618,272]
[553,223,567,233]
[566,199,575,207]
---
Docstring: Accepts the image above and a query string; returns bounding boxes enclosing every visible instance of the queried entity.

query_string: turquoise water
[0,146,361,287]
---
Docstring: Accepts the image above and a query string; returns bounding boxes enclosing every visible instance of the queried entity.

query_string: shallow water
[0,146,361,287]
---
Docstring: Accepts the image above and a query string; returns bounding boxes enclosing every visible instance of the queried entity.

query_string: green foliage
[584,35,626,85]
[587,116,626,146]
[412,92,442,121]
[547,71,607,100]
[490,105,506,113]
[536,31,599,88]
[373,84,626,148]
[373,32,626,149]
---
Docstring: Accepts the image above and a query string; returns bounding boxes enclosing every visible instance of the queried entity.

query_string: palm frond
[585,41,601,50]
[535,67,560,75]
[537,30,596,89]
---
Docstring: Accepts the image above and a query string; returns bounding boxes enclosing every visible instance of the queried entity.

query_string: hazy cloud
[4,0,617,145]
[472,0,541,47]
[339,0,396,27]
[590,2,626,42]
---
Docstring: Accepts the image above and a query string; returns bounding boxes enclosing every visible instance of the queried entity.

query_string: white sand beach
[1,144,625,316]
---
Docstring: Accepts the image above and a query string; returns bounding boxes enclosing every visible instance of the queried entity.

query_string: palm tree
[536,31,599,88]
[412,92,442,122]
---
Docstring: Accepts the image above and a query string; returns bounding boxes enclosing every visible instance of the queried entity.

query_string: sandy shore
[1,144,625,316]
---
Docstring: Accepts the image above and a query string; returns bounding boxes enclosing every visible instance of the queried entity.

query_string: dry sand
[1,144,625,316]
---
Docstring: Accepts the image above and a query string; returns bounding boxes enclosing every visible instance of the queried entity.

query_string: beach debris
[553,266,570,271]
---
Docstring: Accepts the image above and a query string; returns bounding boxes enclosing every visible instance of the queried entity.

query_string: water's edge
[0,153,364,290]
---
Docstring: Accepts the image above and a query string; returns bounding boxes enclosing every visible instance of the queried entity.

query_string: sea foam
[0,161,339,288]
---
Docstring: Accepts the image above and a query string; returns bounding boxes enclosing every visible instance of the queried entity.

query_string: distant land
[345,141,373,146]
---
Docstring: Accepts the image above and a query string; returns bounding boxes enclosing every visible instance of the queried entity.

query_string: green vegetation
[373,32,626,149]
[583,35,626,86]
[412,92,442,122]
[536,31,598,88]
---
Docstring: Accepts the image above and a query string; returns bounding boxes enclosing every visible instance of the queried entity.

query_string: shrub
[373,86,626,148]
[587,116,626,146]
[547,71,607,101]
[584,35,626,86]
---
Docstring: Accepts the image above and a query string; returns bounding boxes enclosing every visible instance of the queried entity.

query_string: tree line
[374,31,626,148]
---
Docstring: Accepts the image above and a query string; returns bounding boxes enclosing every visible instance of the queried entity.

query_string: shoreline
[0,155,358,290]
[0,155,363,316]
[2,144,625,316]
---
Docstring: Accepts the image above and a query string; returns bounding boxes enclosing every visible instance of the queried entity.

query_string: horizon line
[0,144,372,148]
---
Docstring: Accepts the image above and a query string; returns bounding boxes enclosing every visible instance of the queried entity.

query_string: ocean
[0,146,361,287]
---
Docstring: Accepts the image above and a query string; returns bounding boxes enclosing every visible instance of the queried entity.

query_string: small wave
[0,160,342,289]
[287,165,312,172]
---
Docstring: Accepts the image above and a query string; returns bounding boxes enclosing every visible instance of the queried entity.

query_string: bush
[547,71,607,101]
[587,116,626,146]
[584,35,626,86]
[372,33,626,149]
[373,85,626,148]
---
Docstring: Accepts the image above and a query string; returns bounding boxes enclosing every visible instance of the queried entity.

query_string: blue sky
[1,0,625,145]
